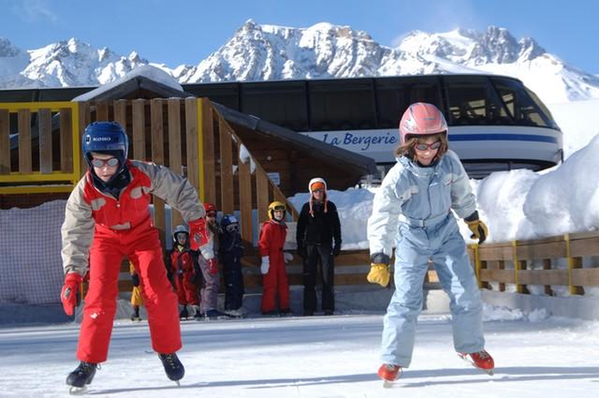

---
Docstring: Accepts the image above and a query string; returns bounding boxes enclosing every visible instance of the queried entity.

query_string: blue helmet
[221,214,239,234]
[82,122,129,166]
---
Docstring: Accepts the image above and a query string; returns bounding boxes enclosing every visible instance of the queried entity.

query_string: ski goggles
[225,224,239,233]
[91,157,119,168]
[414,141,442,151]
[271,205,286,211]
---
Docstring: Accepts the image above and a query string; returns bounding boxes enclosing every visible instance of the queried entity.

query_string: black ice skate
[158,353,185,385]
[179,306,189,320]
[130,306,141,321]
[203,309,232,320]
[66,361,97,394]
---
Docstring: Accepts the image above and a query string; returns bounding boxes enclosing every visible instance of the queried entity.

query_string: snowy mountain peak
[0,37,23,57]
[0,22,598,103]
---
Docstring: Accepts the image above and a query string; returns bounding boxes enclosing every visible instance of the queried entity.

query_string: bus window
[240,81,308,131]
[491,77,558,129]
[444,76,508,126]
[375,76,442,129]
[308,79,376,131]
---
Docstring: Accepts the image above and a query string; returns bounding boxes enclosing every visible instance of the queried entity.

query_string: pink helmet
[399,102,448,144]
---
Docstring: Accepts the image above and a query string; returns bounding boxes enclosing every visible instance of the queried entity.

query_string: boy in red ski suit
[60,122,213,390]
[258,201,291,315]
[167,225,201,319]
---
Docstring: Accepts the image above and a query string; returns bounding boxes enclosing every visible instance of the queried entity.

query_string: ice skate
[179,306,189,320]
[203,309,231,320]
[377,363,402,388]
[192,305,203,320]
[158,353,185,385]
[225,308,247,318]
[130,307,141,322]
[458,350,495,375]
[66,361,97,395]
[279,308,293,317]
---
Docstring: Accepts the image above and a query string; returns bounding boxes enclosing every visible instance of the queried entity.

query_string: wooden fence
[468,231,599,295]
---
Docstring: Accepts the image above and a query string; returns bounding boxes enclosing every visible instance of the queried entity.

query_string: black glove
[332,243,341,257]
[131,273,140,287]
[297,242,307,258]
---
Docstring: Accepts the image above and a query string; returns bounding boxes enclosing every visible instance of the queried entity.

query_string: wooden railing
[0,102,81,194]
[468,231,599,295]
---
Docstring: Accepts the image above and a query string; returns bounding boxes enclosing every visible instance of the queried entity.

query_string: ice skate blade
[383,380,395,388]
[175,380,180,386]
[69,385,88,395]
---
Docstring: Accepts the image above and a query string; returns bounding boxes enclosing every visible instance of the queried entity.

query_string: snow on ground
[1,307,598,398]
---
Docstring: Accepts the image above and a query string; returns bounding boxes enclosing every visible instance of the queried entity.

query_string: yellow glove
[367,263,390,287]
[465,212,488,244]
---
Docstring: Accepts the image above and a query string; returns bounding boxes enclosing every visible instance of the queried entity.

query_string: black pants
[223,261,244,310]
[303,244,335,313]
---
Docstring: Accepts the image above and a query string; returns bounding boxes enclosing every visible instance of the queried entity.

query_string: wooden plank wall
[0,104,77,177]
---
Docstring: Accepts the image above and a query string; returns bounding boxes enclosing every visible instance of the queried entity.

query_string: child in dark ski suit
[219,214,245,316]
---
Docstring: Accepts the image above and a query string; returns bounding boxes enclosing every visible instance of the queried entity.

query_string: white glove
[260,256,270,274]
[284,252,293,263]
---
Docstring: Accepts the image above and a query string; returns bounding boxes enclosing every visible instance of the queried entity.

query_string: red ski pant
[77,224,181,363]
[261,253,289,313]
[174,273,200,306]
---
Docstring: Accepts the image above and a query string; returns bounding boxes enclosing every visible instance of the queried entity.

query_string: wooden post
[151,99,165,244]
[201,98,216,204]
[18,109,32,173]
[565,234,584,295]
[256,169,270,224]
[60,108,73,173]
[168,98,183,228]
[131,99,146,160]
[113,100,127,130]
[219,120,234,214]
[78,101,91,176]
[95,101,109,121]
[542,259,553,296]
[238,142,253,244]
[184,98,199,191]
[0,109,9,174]
[498,260,506,292]
[38,108,53,174]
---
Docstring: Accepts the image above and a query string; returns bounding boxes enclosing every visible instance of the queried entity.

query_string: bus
[184,74,563,178]
[0,74,563,178]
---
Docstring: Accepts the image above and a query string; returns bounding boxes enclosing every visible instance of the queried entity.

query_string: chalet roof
[211,102,378,176]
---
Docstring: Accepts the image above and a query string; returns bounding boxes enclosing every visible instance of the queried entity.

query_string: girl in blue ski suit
[367,103,493,382]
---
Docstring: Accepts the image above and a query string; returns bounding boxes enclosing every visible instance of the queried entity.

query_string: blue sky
[1,0,597,74]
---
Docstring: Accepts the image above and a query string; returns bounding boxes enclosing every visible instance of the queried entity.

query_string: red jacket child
[258,201,291,315]
[60,122,212,390]
[168,225,201,319]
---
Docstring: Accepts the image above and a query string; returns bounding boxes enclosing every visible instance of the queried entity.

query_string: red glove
[208,258,219,275]
[189,217,209,251]
[61,273,83,316]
